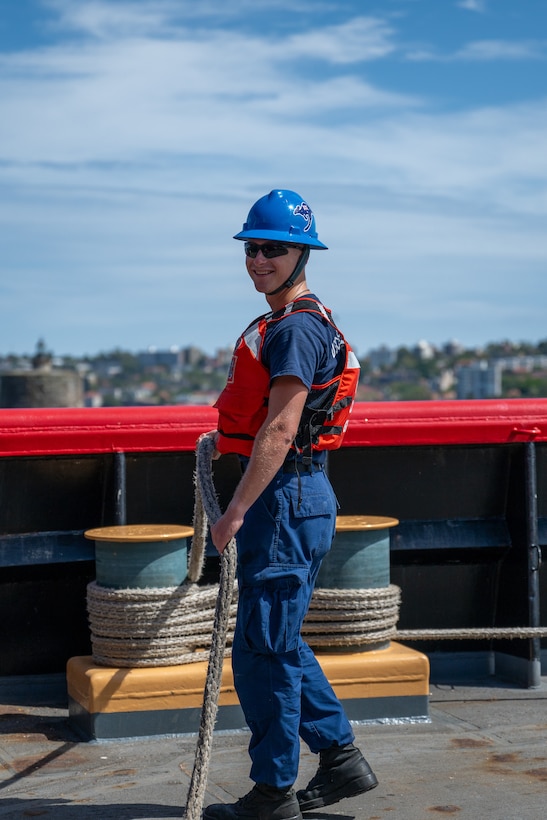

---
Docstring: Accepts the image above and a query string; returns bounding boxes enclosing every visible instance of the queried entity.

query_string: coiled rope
[304,585,401,646]
[86,581,237,666]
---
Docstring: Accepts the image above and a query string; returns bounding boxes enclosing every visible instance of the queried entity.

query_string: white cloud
[1,0,546,355]
[44,0,300,39]
[2,7,545,214]
[0,17,418,168]
[455,39,546,60]
[457,0,487,12]
[44,0,180,39]
[44,0,391,47]
[286,17,397,64]
[407,38,547,62]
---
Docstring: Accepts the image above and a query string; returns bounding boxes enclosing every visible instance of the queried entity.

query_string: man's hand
[210,509,245,555]
[198,429,221,459]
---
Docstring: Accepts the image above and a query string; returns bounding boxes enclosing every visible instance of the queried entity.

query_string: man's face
[244,241,304,295]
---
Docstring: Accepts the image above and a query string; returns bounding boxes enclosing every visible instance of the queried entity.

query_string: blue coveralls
[232,460,355,789]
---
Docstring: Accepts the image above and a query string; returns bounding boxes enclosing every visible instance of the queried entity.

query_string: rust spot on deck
[102,767,137,777]
[12,748,87,773]
[450,737,492,748]
[428,806,461,814]
[489,753,520,764]
[525,767,547,781]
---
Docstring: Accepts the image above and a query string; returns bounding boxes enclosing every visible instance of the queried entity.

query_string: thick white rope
[183,435,237,820]
[86,583,403,665]
[87,580,238,666]
[396,627,547,640]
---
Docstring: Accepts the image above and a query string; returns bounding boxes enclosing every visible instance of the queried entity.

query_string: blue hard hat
[234,189,328,249]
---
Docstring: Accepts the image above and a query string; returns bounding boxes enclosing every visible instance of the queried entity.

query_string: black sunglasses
[244,242,298,259]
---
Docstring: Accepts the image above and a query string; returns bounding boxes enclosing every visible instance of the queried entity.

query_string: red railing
[1,399,546,457]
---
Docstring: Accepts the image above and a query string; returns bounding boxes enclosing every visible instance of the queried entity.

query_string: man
[203,190,377,820]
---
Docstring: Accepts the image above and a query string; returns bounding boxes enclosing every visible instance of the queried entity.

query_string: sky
[1,0,546,359]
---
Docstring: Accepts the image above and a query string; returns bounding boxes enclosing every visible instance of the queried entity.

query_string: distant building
[92,359,123,378]
[212,346,235,369]
[181,346,207,368]
[456,361,502,400]
[368,345,397,371]
[138,347,183,370]
[442,339,465,357]
[434,369,456,393]
[414,340,436,360]
[494,355,547,372]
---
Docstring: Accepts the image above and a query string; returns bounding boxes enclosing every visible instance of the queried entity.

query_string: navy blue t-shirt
[259,295,346,464]
[261,294,344,390]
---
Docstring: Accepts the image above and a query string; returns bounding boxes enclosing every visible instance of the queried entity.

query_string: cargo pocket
[240,580,305,654]
[286,489,336,566]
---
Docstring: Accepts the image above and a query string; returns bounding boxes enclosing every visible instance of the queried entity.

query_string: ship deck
[1,672,545,820]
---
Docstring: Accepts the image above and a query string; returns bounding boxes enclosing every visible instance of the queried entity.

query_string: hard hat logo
[293,201,313,232]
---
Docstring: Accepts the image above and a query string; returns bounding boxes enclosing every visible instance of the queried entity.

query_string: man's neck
[266,277,311,312]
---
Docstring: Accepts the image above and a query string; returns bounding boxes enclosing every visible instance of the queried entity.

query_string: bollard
[85,524,194,589]
[317,515,398,590]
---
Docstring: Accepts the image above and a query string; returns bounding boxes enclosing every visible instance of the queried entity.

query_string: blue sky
[1,0,546,359]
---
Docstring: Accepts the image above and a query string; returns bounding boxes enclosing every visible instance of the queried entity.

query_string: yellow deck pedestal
[67,642,430,740]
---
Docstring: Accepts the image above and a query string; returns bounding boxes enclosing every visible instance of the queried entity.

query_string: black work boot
[203,783,303,819]
[296,743,378,812]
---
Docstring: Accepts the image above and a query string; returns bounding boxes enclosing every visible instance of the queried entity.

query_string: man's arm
[210,375,308,554]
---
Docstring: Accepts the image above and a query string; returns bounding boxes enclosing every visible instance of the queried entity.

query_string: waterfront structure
[456,360,503,399]
[0,339,83,408]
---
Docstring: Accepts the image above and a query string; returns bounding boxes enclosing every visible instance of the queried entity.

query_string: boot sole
[204,810,302,820]
[298,772,378,812]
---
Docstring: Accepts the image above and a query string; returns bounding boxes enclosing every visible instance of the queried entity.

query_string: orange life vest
[214,297,360,461]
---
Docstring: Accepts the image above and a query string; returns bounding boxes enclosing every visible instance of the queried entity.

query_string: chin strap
[266,246,310,296]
